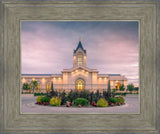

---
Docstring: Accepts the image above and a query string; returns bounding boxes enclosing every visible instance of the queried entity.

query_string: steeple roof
[74,40,86,53]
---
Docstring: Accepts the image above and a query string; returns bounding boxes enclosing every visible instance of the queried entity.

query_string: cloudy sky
[21,21,139,86]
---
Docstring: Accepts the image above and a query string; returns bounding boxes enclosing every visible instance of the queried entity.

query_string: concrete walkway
[21,95,139,114]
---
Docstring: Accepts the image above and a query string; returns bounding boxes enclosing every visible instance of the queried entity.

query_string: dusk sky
[21,21,139,87]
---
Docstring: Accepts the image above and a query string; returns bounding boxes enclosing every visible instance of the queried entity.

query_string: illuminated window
[124,80,127,86]
[78,54,83,66]
[46,83,51,92]
[75,79,85,91]
[22,78,26,83]
[110,81,113,86]
[37,83,41,92]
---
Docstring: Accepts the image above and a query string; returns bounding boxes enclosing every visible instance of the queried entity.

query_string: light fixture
[42,78,45,82]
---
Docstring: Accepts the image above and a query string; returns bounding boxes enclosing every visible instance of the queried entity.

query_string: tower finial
[79,37,81,41]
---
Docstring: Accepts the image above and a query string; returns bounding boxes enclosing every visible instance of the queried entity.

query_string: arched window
[37,83,41,92]
[77,54,83,66]
[46,83,51,92]
[75,78,85,91]
[115,83,121,90]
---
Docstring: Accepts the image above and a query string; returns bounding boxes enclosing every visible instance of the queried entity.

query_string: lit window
[110,81,113,86]
[78,54,83,66]
[124,80,127,86]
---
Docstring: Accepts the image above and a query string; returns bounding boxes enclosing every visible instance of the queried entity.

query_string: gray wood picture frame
[1,0,159,133]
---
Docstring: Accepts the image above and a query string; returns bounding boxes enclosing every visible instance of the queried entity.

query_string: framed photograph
[1,0,159,133]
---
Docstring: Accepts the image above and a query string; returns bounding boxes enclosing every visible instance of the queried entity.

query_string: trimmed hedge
[41,96,51,103]
[114,92,126,96]
[36,96,43,103]
[50,97,61,106]
[115,96,125,104]
[108,97,118,104]
[74,98,89,106]
[34,92,47,96]
[97,98,108,107]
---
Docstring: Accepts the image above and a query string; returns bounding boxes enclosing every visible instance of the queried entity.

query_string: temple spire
[74,37,86,53]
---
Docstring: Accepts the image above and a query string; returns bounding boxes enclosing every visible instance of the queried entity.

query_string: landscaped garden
[22,80,139,108]
[35,90,125,108]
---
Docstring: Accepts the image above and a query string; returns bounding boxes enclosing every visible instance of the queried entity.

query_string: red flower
[116,102,120,105]
[108,102,112,105]
[111,103,115,106]
[43,102,47,105]
[66,104,69,107]
[79,104,82,108]
[91,101,95,106]
[70,102,72,106]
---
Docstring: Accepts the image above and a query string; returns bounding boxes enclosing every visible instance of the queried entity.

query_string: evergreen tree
[119,84,125,91]
[127,84,134,91]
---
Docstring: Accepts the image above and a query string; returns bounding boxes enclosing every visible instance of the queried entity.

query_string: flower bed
[35,90,125,108]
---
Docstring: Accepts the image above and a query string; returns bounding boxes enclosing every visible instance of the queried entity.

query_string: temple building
[21,38,127,93]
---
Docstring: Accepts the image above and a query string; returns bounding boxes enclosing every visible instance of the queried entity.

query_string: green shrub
[36,96,43,102]
[50,97,61,106]
[34,92,47,96]
[41,96,51,103]
[74,98,89,106]
[115,96,125,104]
[114,92,126,96]
[108,97,118,104]
[97,98,108,107]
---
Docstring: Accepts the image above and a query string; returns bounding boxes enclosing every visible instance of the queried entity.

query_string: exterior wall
[91,72,98,90]
[52,76,63,90]
[21,74,127,93]
[62,72,69,90]
[67,69,92,90]
[97,77,108,90]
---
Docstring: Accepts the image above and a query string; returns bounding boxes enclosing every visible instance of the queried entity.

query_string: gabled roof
[62,66,98,73]
[74,41,86,53]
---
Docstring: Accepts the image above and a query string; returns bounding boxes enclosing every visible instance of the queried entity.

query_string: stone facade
[21,39,127,93]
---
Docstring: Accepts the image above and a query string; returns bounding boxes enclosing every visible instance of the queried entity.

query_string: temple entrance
[115,83,121,90]
[75,78,85,91]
